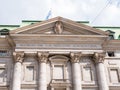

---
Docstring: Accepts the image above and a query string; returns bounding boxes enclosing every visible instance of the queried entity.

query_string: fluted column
[37,52,49,90]
[70,52,82,90]
[12,51,24,90]
[93,52,109,90]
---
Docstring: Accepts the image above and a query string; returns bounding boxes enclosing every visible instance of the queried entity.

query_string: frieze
[16,44,101,49]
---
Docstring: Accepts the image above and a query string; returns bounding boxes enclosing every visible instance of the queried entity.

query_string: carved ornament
[93,52,106,63]
[54,21,63,34]
[37,52,49,63]
[70,52,82,63]
[13,51,24,63]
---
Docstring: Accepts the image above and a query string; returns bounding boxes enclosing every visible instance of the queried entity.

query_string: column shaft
[72,63,82,90]
[37,52,49,90]
[12,51,24,90]
[96,63,109,90]
[70,52,82,90]
[12,62,22,90]
[93,52,109,90]
[39,63,47,90]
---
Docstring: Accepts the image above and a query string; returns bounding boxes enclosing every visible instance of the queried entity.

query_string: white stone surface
[96,63,109,90]
[12,62,22,90]
[39,63,47,90]
[72,63,82,90]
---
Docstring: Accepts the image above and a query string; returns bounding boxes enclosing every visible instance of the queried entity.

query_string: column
[37,52,49,90]
[70,52,82,90]
[12,51,24,90]
[93,52,109,90]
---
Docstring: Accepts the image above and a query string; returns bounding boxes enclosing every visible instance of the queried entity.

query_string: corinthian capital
[93,52,106,63]
[37,52,49,63]
[13,51,24,63]
[70,52,82,63]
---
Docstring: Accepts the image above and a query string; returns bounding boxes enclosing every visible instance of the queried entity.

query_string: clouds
[0,0,120,26]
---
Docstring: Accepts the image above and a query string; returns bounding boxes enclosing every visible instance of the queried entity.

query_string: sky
[0,0,120,26]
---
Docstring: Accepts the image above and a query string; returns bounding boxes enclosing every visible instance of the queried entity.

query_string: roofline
[93,26,120,28]
[22,20,42,22]
[0,25,20,27]
[76,21,89,23]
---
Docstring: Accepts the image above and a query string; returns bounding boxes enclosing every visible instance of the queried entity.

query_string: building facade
[0,17,120,90]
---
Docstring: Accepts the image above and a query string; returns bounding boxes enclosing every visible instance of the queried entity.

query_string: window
[110,69,120,83]
[107,52,115,57]
[82,66,93,82]
[0,68,6,83]
[106,30,115,40]
[53,65,64,79]
[108,35,114,40]
[25,66,34,82]
[0,50,8,56]
[0,29,9,35]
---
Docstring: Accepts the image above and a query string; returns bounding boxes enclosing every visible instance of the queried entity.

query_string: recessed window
[0,50,8,56]
[25,66,34,82]
[106,30,115,40]
[0,29,9,35]
[0,68,6,83]
[107,52,115,57]
[53,65,64,79]
[82,67,93,82]
[110,69,120,83]
[108,35,114,40]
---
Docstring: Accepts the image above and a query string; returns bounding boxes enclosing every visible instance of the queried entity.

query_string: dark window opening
[0,50,8,56]
[0,29,9,35]
[118,35,120,40]
[106,30,115,40]
[109,35,114,40]
[107,52,115,57]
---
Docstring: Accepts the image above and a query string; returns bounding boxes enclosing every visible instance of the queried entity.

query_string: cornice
[5,35,15,48]
[103,40,120,51]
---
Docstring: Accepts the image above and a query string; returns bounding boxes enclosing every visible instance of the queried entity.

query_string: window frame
[22,62,37,84]
[108,67,120,84]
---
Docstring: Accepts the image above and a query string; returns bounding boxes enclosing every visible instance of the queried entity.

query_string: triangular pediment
[10,17,108,35]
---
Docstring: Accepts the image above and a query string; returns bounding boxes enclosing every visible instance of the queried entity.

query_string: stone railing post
[70,52,82,90]
[12,51,24,90]
[93,52,109,90]
[37,52,49,90]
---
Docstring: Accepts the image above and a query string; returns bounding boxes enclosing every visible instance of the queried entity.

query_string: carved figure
[54,21,63,34]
